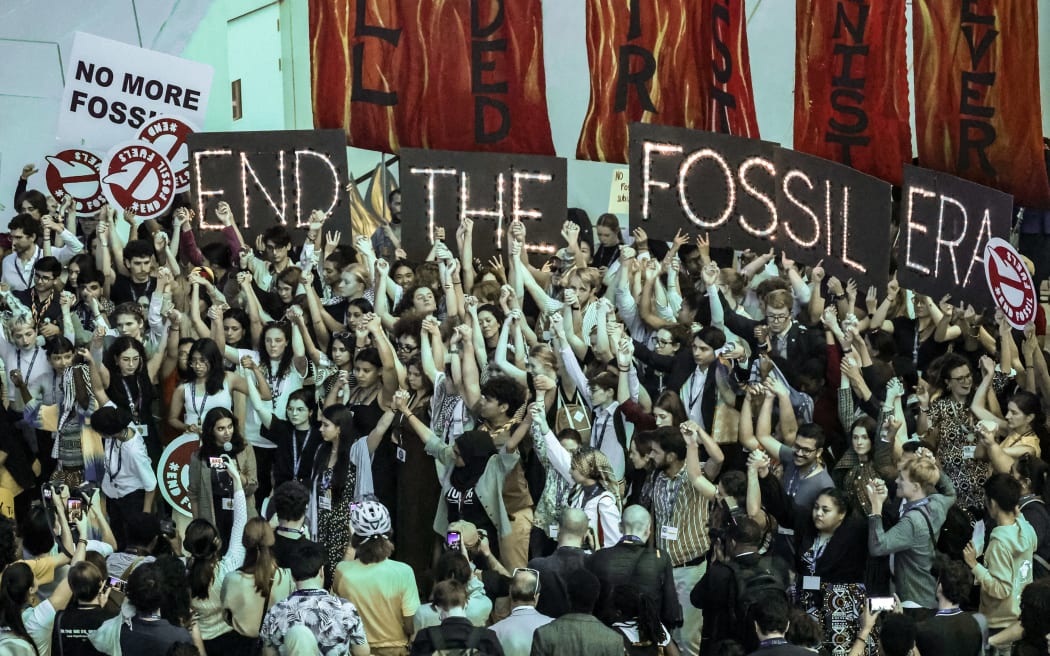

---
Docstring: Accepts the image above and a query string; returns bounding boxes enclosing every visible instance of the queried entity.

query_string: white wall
[2,0,1049,228]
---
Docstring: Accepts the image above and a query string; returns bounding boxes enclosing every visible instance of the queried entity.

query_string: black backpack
[726,554,789,627]
[425,625,490,655]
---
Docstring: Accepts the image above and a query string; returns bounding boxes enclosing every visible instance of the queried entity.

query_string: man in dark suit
[527,509,590,618]
[715,287,826,390]
[693,517,788,653]
[530,568,625,656]
[587,505,681,630]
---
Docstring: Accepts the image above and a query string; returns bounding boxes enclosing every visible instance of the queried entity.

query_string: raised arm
[681,423,718,499]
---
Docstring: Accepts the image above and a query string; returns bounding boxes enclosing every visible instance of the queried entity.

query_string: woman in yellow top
[973,364,1046,473]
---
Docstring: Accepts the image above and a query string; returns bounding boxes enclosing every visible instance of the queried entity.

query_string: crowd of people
[0,162,1049,656]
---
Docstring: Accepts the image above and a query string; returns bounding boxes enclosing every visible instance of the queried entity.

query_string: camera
[107,577,127,593]
[209,457,226,470]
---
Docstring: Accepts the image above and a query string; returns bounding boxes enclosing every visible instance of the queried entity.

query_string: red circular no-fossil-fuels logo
[157,434,200,517]
[984,237,1037,330]
[137,116,197,194]
[100,141,175,220]
[44,149,106,217]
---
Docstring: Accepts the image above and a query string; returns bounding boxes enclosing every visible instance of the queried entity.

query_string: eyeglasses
[395,342,418,353]
[655,337,674,347]
[765,313,790,323]
[511,567,542,597]
[794,445,817,455]
[949,374,973,383]
[332,331,352,343]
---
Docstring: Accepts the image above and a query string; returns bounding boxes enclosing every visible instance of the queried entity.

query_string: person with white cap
[332,499,420,656]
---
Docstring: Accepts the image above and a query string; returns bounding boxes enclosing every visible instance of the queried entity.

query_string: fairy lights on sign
[294,149,341,226]
[240,151,287,224]
[410,167,458,244]
[187,130,349,241]
[896,165,1011,305]
[631,123,891,291]
[400,148,567,261]
[193,149,231,229]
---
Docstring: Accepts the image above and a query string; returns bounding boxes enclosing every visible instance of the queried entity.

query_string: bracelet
[618,367,630,372]
[855,634,869,643]
[451,279,462,285]
[842,348,853,353]
[404,413,415,419]
[77,539,88,546]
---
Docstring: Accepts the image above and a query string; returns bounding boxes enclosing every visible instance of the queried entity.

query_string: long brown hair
[239,518,277,596]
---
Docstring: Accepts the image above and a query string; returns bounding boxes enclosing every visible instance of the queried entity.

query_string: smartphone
[209,457,226,470]
[446,531,461,550]
[868,596,896,613]
[42,487,52,501]
[108,577,127,593]
[67,499,82,521]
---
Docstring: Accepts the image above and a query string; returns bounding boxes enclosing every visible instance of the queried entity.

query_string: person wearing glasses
[490,568,553,656]
[916,353,988,513]
[714,285,826,391]
[626,325,695,400]
[12,256,65,334]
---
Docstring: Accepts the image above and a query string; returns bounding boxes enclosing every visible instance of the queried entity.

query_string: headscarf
[450,430,497,491]
[571,446,622,509]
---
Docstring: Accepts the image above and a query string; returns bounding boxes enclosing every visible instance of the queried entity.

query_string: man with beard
[473,376,531,569]
[648,425,719,656]
[1,213,83,292]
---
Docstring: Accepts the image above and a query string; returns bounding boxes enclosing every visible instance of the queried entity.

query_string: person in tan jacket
[188,407,258,552]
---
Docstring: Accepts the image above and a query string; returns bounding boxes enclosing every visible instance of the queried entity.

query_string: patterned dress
[316,463,357,585]
[928,397,986,512]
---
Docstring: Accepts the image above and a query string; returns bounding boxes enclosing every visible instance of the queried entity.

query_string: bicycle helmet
[349,499,392,538]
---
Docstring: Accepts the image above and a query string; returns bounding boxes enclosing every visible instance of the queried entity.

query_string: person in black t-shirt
[53,562,117,656]
[271,481,310,569]
[106,238,158,307]
[265,390,322,489]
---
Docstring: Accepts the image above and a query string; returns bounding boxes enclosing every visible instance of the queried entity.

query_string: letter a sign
[984,238,1036,330]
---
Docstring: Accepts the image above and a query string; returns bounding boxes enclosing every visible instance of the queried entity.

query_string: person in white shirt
[490,568,553,656]
[92,406,157,551]
[1,214,83,292]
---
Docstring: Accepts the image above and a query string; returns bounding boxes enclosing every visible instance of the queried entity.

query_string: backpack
[1020,497,1050,578]
[911,502,972,561]
[426,625,489,655]
[620,631,665,656]
[726,555,789,627]
[555,387,592,444]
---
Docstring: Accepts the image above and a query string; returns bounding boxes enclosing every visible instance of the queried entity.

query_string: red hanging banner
[913,0,1050,207]
[793,0,911,185]
[576,0,707,163]
[309,0,555,156]
[698,0,760,138]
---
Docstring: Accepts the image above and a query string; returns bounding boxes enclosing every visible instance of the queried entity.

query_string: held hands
[529,401,550,434]
[864,479,888,510]
[392,389,411,413]
[680,421,703,447]
[215,202,233,225]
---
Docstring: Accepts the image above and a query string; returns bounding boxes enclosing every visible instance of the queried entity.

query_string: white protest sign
[57,32,212,148]
[984,238,1037,330]
[608,168,629,214]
